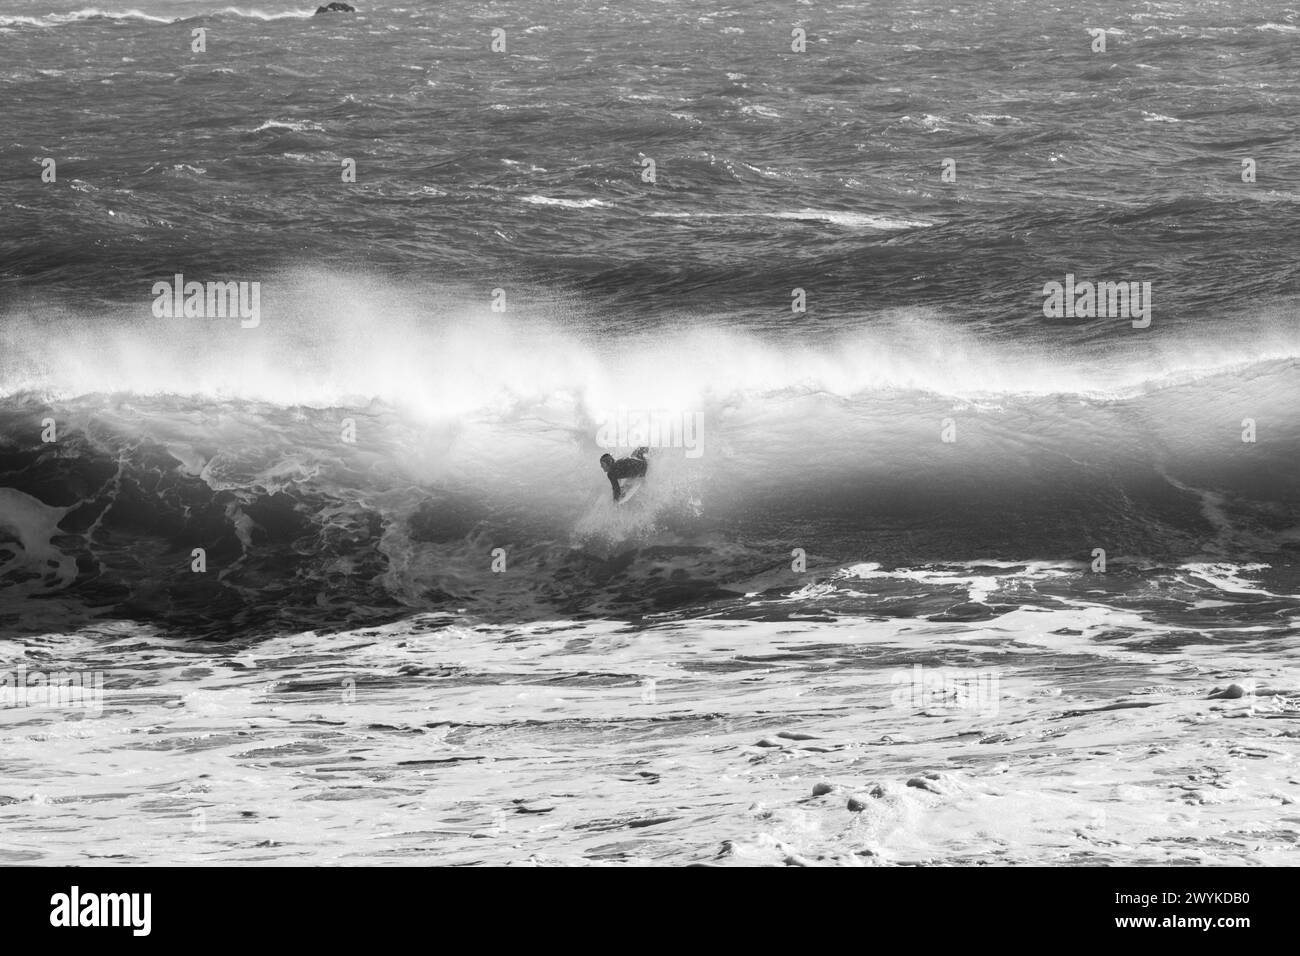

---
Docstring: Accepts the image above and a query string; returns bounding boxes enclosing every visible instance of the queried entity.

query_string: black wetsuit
[605,447,648,500]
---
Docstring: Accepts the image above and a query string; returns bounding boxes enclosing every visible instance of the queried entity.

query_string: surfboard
[617,478,644,505]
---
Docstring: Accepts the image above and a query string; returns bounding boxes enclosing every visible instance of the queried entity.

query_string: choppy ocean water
[2,0,1299,865]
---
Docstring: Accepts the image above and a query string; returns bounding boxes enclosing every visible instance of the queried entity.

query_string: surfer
[600,447,649,501]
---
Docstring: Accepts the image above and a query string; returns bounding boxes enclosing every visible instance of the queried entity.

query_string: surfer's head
[599,453,614,472]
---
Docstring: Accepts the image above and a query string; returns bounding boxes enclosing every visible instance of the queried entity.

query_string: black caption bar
[0,865,1276,943]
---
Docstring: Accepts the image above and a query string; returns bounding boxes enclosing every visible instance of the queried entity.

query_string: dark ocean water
[2,0,1299,637]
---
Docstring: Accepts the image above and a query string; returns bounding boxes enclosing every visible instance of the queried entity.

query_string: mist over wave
[5,271,1300,411]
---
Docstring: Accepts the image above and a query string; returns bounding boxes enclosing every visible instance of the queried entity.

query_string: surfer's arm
[607,473,622,501]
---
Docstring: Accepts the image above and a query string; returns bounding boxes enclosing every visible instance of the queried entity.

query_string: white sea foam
[6,575,1296,864]
[648,209,934,231]
[520,195,609,209]
[252,119,324,133]
[0,8,174,27]
[213,7,316,20]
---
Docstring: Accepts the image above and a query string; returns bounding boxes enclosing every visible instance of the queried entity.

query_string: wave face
[2,275,1298,637]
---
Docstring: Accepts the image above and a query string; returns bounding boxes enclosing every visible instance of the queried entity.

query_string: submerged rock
[315,2,356,14]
